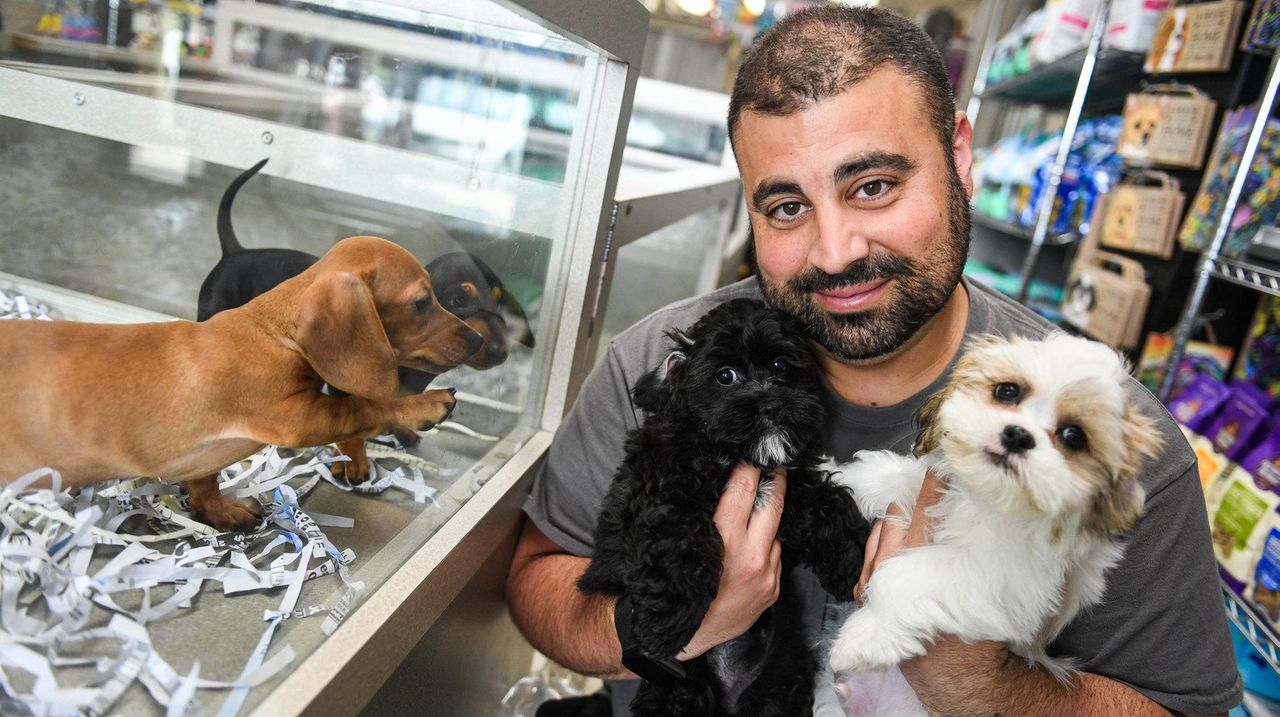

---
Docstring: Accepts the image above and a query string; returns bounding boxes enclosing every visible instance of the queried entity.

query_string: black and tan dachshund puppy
[197,159,534,481]
[578,298,870,717]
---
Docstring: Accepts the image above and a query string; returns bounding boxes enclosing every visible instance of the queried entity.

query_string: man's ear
[632,350,686,414]
[952,110,975,199]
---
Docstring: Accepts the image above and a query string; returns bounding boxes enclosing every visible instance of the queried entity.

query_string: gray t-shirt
[523,277,1242,716]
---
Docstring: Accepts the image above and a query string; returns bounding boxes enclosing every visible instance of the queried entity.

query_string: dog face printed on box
[1103,191,1140,247]
[1119,101,1163,156]
[1150,8,1189,71]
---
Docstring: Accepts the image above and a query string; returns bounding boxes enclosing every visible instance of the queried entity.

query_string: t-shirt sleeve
[522,343,643,557]
[1051,457,1243,714]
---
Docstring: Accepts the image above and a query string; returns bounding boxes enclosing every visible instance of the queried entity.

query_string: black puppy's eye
[448,295,467,309]
[771,357,788,372]
[1058,425,1087,451]
[993,382,1021,404]
[715,367,740,386]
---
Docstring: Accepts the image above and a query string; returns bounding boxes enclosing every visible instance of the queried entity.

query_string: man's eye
[768,201,808,222]
[854,179,892,199]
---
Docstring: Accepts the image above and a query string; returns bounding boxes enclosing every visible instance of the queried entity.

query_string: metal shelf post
[1015,0,1112,303]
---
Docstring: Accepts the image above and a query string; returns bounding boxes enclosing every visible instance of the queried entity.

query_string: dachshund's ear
[913,382,953,456]
[297,271,399,399]
[474,256,536,349]
[632,350,686,414]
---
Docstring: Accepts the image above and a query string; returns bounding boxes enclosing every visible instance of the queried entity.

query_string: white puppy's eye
[1057,425,1087,450]
[993,382,1021,404]
[716,367,740,386]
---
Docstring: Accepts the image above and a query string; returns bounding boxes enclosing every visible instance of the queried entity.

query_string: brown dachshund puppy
[0,236,482,531]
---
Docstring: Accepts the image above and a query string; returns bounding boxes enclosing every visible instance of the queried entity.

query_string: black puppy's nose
[1000,425,1036,454]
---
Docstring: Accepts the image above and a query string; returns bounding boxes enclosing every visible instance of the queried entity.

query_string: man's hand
[855,469,946,602]
[677,462,786,661]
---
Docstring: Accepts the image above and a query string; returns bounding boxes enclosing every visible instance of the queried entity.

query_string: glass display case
[0,0,646,714]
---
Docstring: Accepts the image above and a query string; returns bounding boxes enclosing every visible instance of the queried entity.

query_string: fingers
[713,462,761,535]
[746,467,786,544]
[855,520,883,604]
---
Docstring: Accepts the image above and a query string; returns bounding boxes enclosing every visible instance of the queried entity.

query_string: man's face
[735,68,974,362]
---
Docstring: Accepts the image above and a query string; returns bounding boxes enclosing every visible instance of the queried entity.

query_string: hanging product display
[1099,170,1186,258]
[1117,85,1218,169]
[1145,0,1246,73]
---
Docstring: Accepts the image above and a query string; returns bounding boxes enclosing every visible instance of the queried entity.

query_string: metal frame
[1159,48,1280,401]
[1014,0,1113,303]
[1225,586,1280,675]
[962,0,1007,131]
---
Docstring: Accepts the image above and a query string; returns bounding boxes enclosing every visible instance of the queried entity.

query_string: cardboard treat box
[1118,87,1217,168]
[1146,0,1246,73]
[1099,173,1186,258]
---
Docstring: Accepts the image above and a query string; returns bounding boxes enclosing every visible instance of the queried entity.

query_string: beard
[758,164,971,362]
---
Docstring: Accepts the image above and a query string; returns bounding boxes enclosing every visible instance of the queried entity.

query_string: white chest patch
[753,430,791,467]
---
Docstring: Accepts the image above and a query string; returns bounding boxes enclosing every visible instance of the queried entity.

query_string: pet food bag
[1117,87,1217,169]
[1168,372,1234,433]
[1179,108,1280,257]
[1234,295,1280,400]
[1099,172,1185,258]
[1136,331,1234,395]
[1105,0,1174,52]
[1205,381,1272,460]
[1210,465,1280,593]
[1248,527,1280,629]
[1243,416,1280,490]
[1145,0,1246,73]
[1029,0,1100,65]
[1061,248,1151,349]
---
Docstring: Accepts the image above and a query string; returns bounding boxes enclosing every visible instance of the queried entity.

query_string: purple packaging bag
[1244,415,1280,490]
[1167,372,1233,434]
[1207,382,1272,460]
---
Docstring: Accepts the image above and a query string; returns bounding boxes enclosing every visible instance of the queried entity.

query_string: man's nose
[808,206,870,276]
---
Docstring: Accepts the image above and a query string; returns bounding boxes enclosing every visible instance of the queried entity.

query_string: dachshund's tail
[216,158,269,256]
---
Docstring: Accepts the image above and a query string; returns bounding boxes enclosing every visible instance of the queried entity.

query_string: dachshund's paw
[193,495,262,533]
[404,388,457,431]
[332,447,371,485]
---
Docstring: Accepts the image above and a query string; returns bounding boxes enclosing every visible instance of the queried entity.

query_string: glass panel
[0,0,604,712]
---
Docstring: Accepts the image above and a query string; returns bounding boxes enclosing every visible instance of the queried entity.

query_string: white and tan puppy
[827,333,1163,680]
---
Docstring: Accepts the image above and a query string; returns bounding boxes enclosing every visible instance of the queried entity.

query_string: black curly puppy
[578,298,870,717]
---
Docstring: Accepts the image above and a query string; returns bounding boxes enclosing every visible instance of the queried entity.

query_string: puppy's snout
[1000,425,1036,454]
[462,327,483,357]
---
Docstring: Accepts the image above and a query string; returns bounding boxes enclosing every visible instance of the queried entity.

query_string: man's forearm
[901,638,1174,717]
[506,550,636,681]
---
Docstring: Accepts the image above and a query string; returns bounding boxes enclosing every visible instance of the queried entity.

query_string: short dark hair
[727,6,956,156]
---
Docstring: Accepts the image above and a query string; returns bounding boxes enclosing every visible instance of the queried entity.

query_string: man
[507,6,1241,716]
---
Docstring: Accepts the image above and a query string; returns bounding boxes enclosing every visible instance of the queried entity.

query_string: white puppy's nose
[1000,425,1036,454]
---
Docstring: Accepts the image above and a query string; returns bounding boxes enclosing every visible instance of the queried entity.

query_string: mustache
[787,254,916,294]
